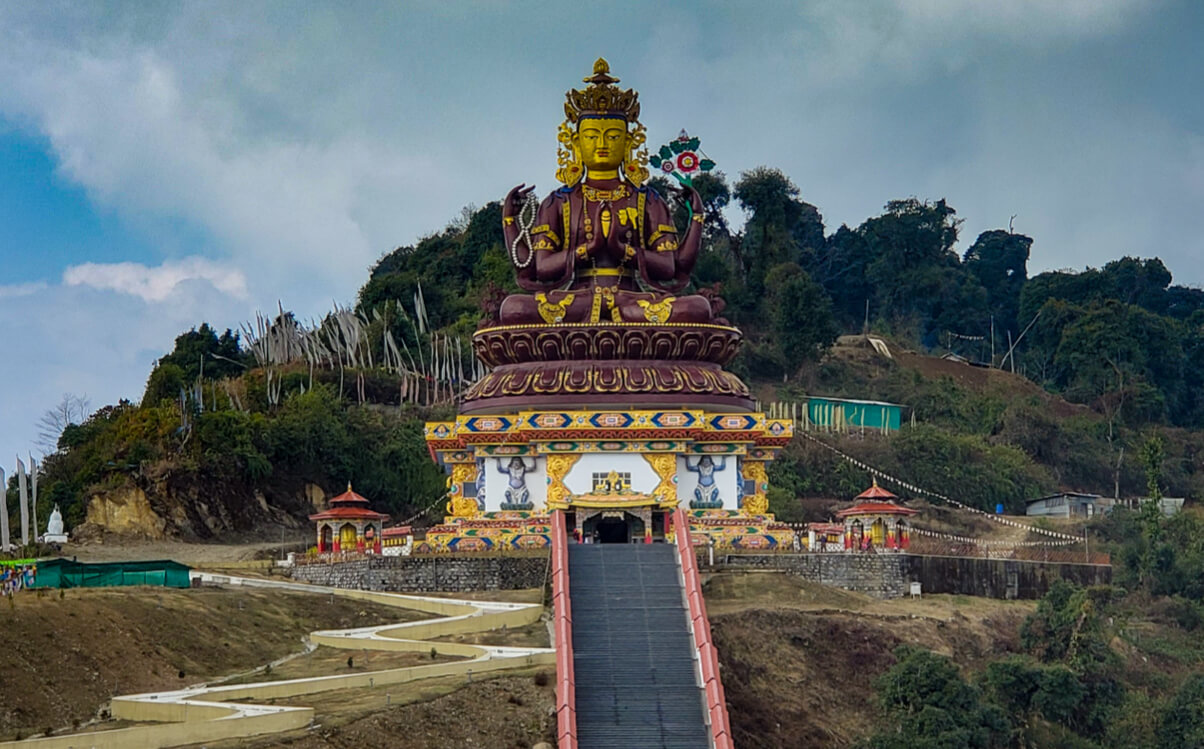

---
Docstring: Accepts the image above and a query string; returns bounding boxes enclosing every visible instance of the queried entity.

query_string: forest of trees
[358,167,1204,428]
[8,164,1204,533]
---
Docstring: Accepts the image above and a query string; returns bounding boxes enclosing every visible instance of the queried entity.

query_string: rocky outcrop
[303,483,328,513]
[74,469,315,541]
[84,486,170,539]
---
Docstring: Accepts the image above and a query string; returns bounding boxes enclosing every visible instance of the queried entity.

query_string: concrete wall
[902,555,1111,599]
[707,553,1112,600]
[290,553,549,592]
[2,707,313,749]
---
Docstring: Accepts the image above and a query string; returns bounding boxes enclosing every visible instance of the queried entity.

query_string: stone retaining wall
[902,554,1111,599]
[707,553,1111,600]
[292,550,1110,599]
[290,554,549,592]
[712,553,907,598]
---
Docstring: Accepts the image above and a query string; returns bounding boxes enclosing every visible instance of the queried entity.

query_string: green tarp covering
[31,559,191,589]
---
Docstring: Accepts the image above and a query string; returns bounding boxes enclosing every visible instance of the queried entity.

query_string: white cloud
[0,277,251,467]
[892,0,1147,36]
[62,257,249,303]
[796,0,1152,83]
[0,281,47,299]
[0,38,445,315]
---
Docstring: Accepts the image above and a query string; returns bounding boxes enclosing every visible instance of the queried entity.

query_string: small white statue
[44,504,68,543]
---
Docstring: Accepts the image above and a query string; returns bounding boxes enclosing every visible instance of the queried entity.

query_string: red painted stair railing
[551,510,577,748]
[674,506,734,749]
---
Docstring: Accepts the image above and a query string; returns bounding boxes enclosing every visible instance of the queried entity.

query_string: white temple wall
[563,453,660,495]
[676,455,740,510]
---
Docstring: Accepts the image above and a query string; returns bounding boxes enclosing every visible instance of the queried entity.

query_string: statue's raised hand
[503,184,536,222]
[677,182,704,218]
[503,184,539,275]
[671,182,705,284]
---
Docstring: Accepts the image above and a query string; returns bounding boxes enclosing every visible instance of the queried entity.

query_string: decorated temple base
[681,509,795,550]
[422,409,794,552]
[418,511,553,554]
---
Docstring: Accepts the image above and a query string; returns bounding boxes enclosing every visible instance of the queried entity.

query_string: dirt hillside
[0,586,420,739]
[705,572,1033,748]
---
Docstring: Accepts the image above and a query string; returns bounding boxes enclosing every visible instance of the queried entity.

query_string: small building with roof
[309,483,391,555]
[836,480,918,551]
[805,522,844,551]
[1024,492,1108,519]
[805,396,906,433]
[381,525,414,556]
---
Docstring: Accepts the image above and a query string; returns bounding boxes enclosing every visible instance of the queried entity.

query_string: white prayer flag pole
[29,455,37,540]
[0,467,8,551]
[17,456,30,545]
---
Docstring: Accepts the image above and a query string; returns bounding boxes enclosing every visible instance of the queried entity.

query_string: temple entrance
[595,517,629,543]
[581,511,646,543]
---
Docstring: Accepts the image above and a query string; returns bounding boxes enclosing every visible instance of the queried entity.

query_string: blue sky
[1,0,1203,473]
[0,127,153,279]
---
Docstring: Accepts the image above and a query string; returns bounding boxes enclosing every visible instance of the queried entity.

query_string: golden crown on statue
[563,58,641,123]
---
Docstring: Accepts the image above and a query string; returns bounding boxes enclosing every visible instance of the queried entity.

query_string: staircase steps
[567,543,710,748]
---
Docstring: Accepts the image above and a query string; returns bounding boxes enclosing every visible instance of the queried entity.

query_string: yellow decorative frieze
[544,453,581,510]
[642,452,679,507]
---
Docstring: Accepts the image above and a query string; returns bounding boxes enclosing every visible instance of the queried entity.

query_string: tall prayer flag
[16,458,29,545]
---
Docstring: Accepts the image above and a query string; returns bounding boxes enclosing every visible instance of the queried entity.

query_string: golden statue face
[575,117,629,173]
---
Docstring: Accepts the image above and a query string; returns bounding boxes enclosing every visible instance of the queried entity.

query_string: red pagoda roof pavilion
[308,483,390,523]
[835,480,918,519]
[327,485,371,505]
[836,502,918,518]
[854,479,898,501]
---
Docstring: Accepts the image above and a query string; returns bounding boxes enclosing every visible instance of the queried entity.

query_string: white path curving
[1,572,554,749]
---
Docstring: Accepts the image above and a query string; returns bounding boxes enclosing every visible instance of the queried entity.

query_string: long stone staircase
[567,543,711,748]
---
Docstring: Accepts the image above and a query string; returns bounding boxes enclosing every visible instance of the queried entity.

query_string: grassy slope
[707,573,1032,748]
[707,572,1204,749]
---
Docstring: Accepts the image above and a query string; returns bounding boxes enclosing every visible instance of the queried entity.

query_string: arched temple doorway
[320,524,333,551]
[339,523,357,549]
[595,517,630,543]
[581,511,646,544]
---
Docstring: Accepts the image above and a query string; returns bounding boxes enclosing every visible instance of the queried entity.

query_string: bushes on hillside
[864,646,1009,748]
[29,384,445,533]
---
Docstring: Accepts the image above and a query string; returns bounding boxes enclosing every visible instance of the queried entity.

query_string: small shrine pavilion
[309,484,390,554]
[836,480,918,551]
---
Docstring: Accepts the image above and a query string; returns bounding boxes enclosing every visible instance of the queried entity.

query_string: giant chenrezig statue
[463,58,751,413]
[497,58,716,326]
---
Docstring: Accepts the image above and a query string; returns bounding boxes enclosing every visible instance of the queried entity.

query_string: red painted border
[551,511,577,748]
[674,506,734,749]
